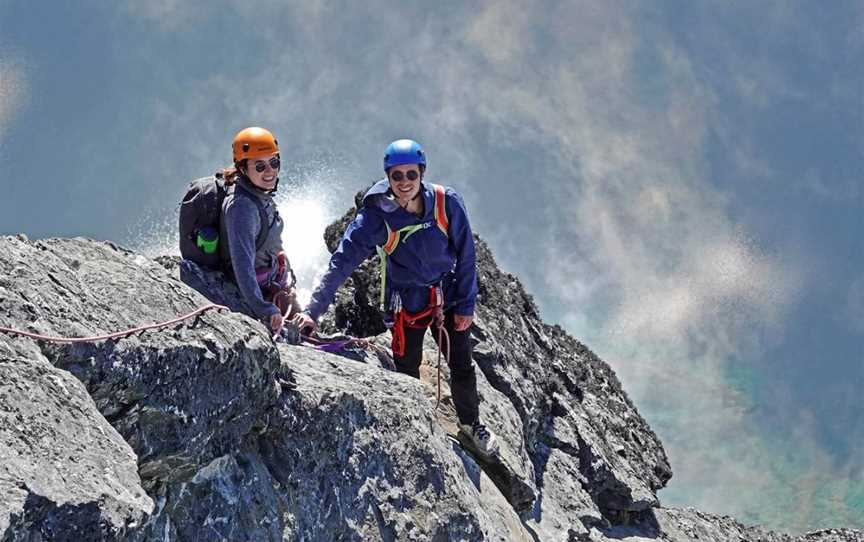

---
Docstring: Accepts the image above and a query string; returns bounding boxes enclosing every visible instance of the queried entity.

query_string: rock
[0,355,151,540]
[260,344,534,541]
[0,235,536,540]
[0,220,861,541]
[0,237,285,539]
[320,198,671,533]
[590,506,802,542]
[798,530,864,542]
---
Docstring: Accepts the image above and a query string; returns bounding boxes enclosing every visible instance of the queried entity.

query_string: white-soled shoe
[458,420,500,458]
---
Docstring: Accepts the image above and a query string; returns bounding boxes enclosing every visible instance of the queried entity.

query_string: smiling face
[387,164,422,205]
[244,153,280,191]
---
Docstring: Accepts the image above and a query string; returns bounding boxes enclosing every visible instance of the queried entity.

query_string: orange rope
[0,303,229,344]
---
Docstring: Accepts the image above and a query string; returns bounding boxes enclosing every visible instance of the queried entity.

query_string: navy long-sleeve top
[306,179,478,320]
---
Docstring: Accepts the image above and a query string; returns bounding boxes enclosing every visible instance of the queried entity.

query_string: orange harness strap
[432,184,448,235]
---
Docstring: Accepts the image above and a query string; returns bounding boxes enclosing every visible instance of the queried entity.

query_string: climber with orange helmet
[218,127,301,334]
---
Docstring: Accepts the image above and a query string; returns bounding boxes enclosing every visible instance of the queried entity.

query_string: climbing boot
[458,420,499,458]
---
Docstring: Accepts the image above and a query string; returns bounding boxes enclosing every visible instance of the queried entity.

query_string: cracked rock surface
[0,226,861,541]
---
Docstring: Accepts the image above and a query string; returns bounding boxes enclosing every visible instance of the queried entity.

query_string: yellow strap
[378,222,427,308]
[398,223,425,244]
[377,245,388,309]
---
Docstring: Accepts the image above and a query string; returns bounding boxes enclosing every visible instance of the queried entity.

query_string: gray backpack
[178,176,267,270]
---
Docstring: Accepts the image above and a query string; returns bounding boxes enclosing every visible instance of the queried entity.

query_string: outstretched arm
[305,208,386,322]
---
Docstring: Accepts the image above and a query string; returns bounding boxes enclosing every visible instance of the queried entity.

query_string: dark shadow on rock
[134,449,285,542]
[455,432,536,514]
[3,486,133,542]
[450,437,482,491]
[176,258,250,316]
[595,508,662,540]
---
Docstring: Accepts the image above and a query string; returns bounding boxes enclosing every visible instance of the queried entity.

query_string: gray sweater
[219,178,285,320]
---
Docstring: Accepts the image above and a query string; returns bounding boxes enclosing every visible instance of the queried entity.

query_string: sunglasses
[389,169,420,182]
[253,157,281,173]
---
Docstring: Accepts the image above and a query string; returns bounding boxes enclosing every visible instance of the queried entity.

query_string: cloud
[121,0,200,30]
[845,275,864,333]
[433,0,821,527]
[106,1,850,530]
[0,58,27,142]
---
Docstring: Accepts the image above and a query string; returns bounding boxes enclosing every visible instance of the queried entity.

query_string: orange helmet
[232,127,279,162]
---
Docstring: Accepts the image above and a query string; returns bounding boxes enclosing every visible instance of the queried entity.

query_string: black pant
[393,311,480,426]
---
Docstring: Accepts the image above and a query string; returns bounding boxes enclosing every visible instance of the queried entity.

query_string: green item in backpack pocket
[196,226,219,254]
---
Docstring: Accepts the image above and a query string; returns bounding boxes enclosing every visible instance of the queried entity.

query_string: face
[245,153,280,190]
[387,164,422,203]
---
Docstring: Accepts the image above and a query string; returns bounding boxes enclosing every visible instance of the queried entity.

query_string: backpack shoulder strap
[253,198,269,250]
[232,183,270,250]
[431,184,449,236]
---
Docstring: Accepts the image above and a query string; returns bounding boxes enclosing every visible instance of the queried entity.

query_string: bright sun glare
[277,195,332,307]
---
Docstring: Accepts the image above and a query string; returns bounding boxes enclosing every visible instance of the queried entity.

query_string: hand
[270,312,284,335]
[292,312,317,336]
[453,314,473,332]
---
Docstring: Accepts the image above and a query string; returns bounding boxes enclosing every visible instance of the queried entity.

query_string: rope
[1,297,448,406]
[299,317,450,413]
[300,332,393,363]
[434,320,450,412]
[400,295,450,413]
[0,303,229,344]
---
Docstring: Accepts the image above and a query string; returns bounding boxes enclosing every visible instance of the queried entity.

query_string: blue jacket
[306,179,478,320]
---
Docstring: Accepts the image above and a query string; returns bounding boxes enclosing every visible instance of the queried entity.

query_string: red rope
[0,303,229,344]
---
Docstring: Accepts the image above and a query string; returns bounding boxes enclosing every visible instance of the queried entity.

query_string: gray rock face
[593,507,864,542]
[0,355,151,541]
[263,345,533,541]
[0,227,861,541]
[319,201,671,537]
[472,239,669,520]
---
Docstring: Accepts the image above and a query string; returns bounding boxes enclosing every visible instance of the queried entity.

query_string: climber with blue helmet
[297,139,499,457]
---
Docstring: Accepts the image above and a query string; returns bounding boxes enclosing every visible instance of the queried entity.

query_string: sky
[1,1,862,533]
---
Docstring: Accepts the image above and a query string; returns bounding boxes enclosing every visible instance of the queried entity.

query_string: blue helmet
[383,139,426,171]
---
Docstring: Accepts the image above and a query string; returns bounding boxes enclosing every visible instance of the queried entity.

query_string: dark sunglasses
[253,157,281,173]
[389,169,420,182]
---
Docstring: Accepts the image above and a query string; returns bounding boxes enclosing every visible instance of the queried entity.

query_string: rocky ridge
[0,208,861,540]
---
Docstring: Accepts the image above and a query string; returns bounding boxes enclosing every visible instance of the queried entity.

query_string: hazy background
[1,1,861,533]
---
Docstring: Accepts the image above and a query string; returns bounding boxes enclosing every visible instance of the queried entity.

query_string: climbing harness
[0,303,229,344]
[389,286,443,357]
[256,251,296,293]
[388,286,450,412]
